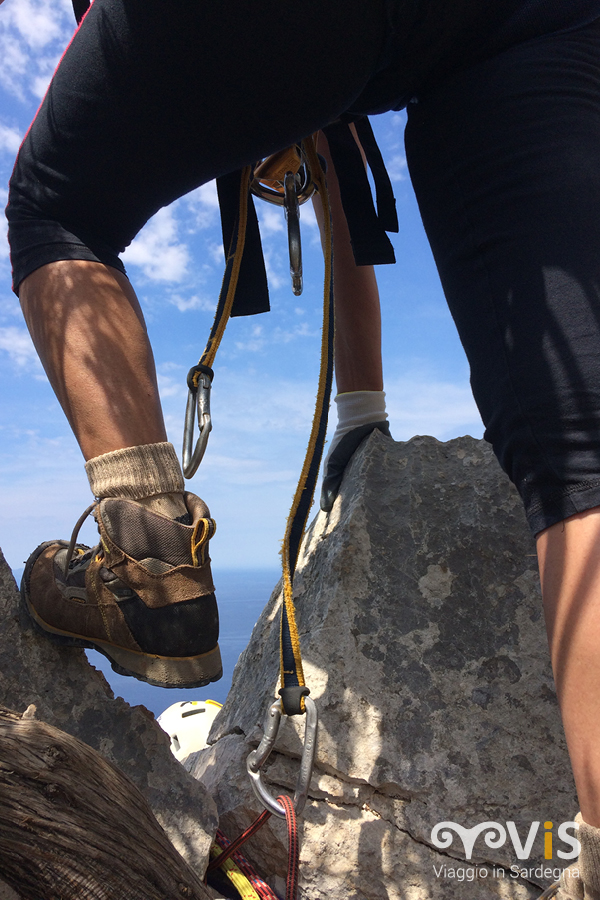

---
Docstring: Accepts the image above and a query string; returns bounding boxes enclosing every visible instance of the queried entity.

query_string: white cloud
[234,324,265,353]
[169,293,215,313]
[0,294,22,318]
[0,35,29,99]
[0,122,22,154]
[262,247,286,291]
[258,207,285,235]
[0,324,41,368]
[185,180,220,230]
[273,321,317,343]
[122,207,190,282]
[386,154,408,182]
[2,0,70,49]
[0,0,73,99]
[207,241,224,265]
[298,200,318,229]
[385,376,483,442]
[232,319,317,354]
[198,453,296,486]
[31,54,63,99]
[157,370,187,400]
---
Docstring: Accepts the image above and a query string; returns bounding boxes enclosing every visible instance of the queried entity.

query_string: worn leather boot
[21,492,221,688]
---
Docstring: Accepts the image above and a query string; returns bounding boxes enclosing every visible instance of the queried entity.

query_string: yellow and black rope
[186,138,333,717]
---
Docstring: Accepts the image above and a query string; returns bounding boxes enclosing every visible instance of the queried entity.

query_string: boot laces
[63,501,99,578]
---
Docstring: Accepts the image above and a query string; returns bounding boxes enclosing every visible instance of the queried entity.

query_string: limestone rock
[0,880,19,900]
[189,433,575,899]
[0,547,217,879]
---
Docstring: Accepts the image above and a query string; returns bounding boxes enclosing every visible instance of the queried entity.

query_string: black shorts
[6,0,600,535]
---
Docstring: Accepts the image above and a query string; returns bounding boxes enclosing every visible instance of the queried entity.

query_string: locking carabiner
[246,696,318,818]
[182,364,214,478]
[284,171,303,296]
[250,146,316,296]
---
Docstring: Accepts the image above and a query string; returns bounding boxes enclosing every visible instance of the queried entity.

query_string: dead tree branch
[0,706,213,900]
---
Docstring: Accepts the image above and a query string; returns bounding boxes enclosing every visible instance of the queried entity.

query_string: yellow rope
[279,135,333,707]
[209,845,262,900]
[194,165,252,380]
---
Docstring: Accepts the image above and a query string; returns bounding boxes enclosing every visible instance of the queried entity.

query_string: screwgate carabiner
[246,696,318,818]
[250,147,316,296]
[182,368,213,478]
[284,171,303,296]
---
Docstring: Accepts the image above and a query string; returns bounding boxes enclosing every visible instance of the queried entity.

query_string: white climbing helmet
[157,699,222,761]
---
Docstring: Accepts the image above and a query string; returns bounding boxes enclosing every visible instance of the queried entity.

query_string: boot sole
[21,541,223,690]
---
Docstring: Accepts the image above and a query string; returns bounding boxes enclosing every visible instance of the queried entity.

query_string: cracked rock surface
[0,547,217,880]
[188,433,576,899]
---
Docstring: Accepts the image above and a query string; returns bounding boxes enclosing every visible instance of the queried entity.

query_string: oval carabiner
[246,696,318,819]
[284,171,303,296]
[182,367,213,479]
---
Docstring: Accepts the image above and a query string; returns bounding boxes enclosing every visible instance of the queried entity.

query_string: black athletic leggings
[7,0,600,535]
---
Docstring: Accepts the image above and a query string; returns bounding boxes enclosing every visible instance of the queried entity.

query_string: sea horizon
[10,565,281,719]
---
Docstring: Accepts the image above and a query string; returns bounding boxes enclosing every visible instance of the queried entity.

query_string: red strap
[277,795,299,900]
[207,809,272,872]
[209,795,300,900]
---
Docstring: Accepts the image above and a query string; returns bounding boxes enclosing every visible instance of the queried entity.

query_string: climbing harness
[251,144,316,295]
[183,122,398,893]
[183,138,331,897]
[184,135,332,719]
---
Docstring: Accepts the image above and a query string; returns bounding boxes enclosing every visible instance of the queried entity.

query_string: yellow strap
[187,142,333,713]
[193,165,252,383]
[279,135,333,707]
[210,845,262,900]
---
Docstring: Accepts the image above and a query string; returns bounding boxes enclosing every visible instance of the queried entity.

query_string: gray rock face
[0,548,217,878]
[189,433,576,899]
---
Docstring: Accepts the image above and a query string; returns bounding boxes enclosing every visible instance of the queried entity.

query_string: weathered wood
[0,706,213,900]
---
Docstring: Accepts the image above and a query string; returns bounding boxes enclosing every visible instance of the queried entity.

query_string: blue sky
[0,0,484,574]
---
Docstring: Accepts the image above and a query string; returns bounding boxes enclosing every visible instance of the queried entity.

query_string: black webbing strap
[72,0,89,25]
[321,118,397,266]
[353,116,399,234]
[216,171,271,318]
[216,117,398,317]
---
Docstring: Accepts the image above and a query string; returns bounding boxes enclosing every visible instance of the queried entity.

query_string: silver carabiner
[246,696,318,818]
[284,171,303,296]
[250,149,316,297]
[182,370,212,478]
[250,159,316,208]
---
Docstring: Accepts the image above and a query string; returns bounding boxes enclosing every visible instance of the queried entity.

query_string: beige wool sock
[85,442,188,519]
[560,814,600,900]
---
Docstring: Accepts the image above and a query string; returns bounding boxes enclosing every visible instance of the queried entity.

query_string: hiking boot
[320,421,391,512]
[20,492,222,689]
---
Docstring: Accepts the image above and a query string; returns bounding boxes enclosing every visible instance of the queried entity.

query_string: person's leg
[19,261,167,460]
[9,0,389,464]
[537,511,600,828]
[8,0,389,685]
[313,129,384,396]
[405,18,600,894]
[312,128,390,511]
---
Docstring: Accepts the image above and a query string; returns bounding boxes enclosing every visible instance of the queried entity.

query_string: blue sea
[11,567,280,719]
